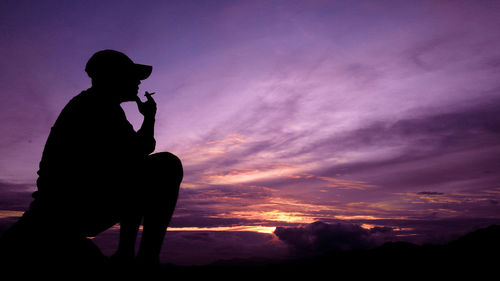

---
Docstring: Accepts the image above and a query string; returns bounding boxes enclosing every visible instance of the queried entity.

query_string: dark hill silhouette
[1,224,497,278]
[158,224,500,279]
[449,224,500,250]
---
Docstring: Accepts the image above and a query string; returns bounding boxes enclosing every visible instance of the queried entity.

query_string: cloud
[309,95,500,185]
[274,221,394,255]
[170,185,278,228]
[417,191,444,196]
[159,230,288,266]
[320,93,500,154]
[179,81,500,193]
[148,88,500,235]
[170,93,500,225]
[0,180,34,211]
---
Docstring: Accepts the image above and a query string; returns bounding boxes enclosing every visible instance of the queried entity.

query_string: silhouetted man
[0,50,183,272]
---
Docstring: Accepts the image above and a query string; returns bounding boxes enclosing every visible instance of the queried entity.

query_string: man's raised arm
[135,92,157,155]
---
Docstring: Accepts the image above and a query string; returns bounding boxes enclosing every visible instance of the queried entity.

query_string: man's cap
[85,49,152,80]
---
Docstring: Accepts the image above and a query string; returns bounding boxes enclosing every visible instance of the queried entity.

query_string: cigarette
[145,91,156,96]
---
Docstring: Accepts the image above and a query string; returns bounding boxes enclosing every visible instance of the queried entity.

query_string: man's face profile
[115,72,142,102]
[99,71,142,102]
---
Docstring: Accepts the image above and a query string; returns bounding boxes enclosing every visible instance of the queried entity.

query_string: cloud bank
[275,221,394,255]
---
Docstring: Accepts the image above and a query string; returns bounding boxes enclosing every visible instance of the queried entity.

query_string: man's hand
[136,91,157,119]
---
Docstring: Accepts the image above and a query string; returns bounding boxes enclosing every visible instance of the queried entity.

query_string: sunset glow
[0,210,24,219]
[168,226,277,234]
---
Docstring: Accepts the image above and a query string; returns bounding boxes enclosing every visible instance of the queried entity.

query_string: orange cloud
[316,175,377,190]
[203,163,298,185]
[168,226,277,234]
[0,210,24,219]
[179,133,247,164]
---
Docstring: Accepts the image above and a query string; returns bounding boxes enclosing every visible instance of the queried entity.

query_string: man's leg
[136,152,183,265]
[114,208,142,263]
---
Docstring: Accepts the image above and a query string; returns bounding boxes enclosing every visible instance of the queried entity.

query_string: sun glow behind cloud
[109,223,277,234]
[0,210,24,219]
[168,226,277,234]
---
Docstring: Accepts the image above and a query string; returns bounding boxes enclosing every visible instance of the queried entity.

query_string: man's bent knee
[140,152,182,215]
[147,152,183,187]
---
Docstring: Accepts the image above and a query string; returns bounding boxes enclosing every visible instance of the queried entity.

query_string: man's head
[85,50,152,102]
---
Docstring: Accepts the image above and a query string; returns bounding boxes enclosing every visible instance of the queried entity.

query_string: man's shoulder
[52,89,100,127]
[63,88,112,115]
[68,88,95,106]
[58,89,85,111]
[62,89,128,123]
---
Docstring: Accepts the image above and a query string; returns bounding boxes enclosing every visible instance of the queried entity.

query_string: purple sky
[1,0,500,265]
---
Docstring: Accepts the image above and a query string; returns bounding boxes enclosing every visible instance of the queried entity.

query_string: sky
[1,0,500,265]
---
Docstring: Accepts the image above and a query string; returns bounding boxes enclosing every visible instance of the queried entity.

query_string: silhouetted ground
[158,225,500,279]
[3,225,498,279]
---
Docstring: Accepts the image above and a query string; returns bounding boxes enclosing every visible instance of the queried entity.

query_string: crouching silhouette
[0,50,183,273]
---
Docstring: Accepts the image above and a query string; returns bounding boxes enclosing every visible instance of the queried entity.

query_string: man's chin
[123,92,139,102]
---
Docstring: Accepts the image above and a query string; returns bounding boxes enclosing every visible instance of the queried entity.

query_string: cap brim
[134,64,152,80]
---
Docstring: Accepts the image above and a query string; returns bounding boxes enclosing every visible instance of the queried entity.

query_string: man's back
[32,88,154,234]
